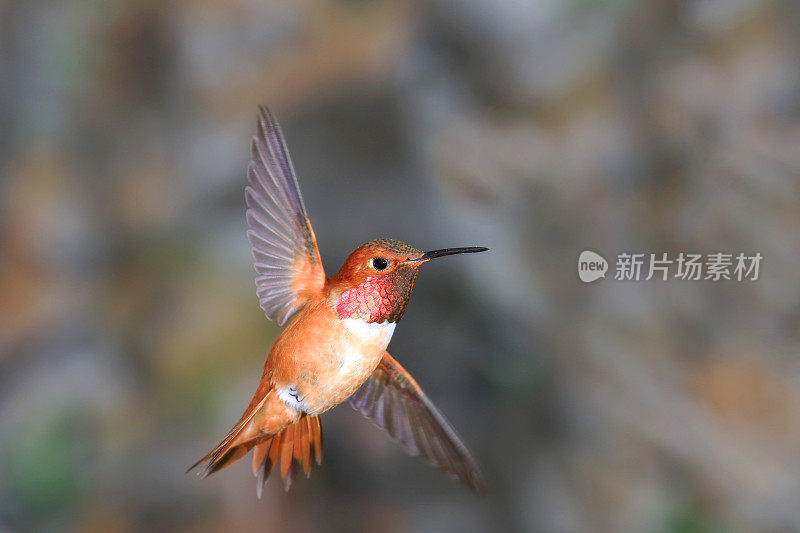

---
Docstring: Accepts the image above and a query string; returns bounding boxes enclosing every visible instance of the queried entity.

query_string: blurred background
[2,0,800,531]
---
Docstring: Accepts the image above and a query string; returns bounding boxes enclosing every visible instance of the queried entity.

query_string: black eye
[372,257,389,270]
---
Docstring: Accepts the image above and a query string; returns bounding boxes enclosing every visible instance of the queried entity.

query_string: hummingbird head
[329,238,488,324]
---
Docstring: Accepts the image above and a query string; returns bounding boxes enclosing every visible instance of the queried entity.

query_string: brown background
[2,0,800,531]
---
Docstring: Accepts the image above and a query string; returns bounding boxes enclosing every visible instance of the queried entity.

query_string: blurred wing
[349,352,486,494]
[245,106,325,325]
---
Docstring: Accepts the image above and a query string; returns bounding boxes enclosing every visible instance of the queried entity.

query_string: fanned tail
[187,391,273,478]
[252,414,323,497]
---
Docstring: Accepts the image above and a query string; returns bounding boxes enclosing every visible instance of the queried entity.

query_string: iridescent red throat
[335,267,419,323]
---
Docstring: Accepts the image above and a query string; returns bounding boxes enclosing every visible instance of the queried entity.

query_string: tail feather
[187,392,271,477]
[280,423,295,481]
[189,389,324,496]
[252,414,323,496]
[297,418,309,476]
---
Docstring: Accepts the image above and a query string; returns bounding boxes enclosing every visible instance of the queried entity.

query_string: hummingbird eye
[371,257,389,271]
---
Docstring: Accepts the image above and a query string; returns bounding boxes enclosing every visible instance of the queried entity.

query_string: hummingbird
[190,106,488,495]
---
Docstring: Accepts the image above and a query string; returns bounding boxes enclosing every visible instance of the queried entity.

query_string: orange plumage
[189,107,488,495]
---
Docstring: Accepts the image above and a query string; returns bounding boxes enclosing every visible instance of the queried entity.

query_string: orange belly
[265,299,396,415]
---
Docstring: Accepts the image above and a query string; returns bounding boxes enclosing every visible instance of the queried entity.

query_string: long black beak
[407,246,489,262]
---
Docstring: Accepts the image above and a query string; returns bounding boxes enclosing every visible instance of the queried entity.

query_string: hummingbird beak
[406,246,489,263]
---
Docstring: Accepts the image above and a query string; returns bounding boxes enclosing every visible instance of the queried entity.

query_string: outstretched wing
[245,106,325,325]
[349,352,486,494]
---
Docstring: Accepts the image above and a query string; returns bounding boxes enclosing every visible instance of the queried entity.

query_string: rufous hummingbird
[190,106,488,495]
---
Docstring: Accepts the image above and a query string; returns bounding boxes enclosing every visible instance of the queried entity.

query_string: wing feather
[349,352,486,494]
[245,106,325,325]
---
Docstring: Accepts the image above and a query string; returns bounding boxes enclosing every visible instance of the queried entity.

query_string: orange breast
[266,299,395,414]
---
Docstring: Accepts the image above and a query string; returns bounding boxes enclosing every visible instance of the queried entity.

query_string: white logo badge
[578,250,608,283]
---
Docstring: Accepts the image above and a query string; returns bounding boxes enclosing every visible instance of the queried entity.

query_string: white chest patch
[341,318,396,346]
[339,319,396,373]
